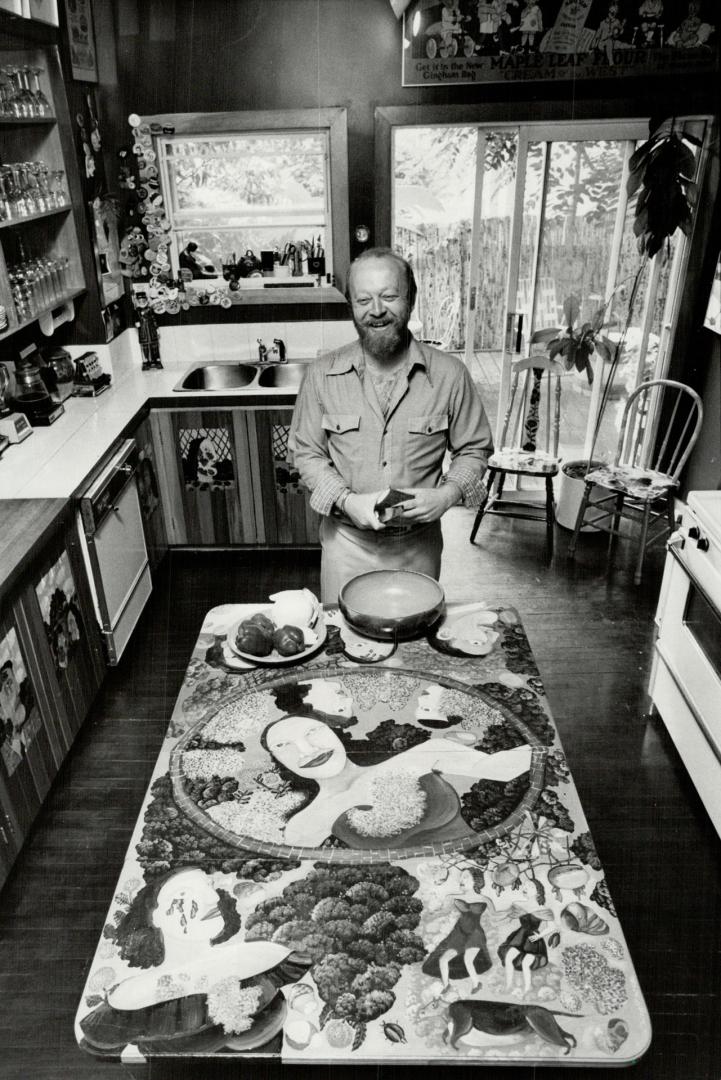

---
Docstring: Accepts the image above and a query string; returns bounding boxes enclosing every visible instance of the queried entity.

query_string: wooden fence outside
[395,215,661,352]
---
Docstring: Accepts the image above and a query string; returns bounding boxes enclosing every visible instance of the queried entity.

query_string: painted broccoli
[245,863,425,1048]
[135,773,297,879]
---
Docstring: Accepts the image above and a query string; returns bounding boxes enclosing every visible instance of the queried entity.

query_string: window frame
[140,107,350,309]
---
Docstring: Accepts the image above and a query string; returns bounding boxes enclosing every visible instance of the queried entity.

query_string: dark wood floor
[1,511,720,1080]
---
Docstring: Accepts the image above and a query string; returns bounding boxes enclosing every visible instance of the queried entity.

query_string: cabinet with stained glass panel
[148,405,319,547]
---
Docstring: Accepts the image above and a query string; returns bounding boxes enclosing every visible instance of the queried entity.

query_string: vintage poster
[402,0,718,85]
[64,0,98,82]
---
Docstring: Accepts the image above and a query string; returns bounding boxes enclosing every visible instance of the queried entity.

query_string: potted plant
[531,293,614,528]
[544,118,700,530]
[532,293,615,387]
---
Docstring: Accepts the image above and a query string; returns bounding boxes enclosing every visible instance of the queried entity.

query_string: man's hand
[344,491,388,530]
[397,484,461,523]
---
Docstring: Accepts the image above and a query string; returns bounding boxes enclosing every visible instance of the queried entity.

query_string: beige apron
[319,515,443,605]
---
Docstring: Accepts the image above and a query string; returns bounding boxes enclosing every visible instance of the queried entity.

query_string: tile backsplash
[157,321,355,366]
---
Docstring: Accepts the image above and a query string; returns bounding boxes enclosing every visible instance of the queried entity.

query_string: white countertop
[0,321,352,500]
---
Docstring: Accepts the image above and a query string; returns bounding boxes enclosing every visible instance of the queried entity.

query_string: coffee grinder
[0,362,33,451]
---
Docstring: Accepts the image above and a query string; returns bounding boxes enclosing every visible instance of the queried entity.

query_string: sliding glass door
[391,117,707,463]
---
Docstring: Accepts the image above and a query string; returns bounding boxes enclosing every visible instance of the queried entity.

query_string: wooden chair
[567,379,704,584]
[470,354,565,551]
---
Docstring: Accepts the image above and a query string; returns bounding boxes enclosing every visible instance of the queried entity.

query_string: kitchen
[0,0,719,1077]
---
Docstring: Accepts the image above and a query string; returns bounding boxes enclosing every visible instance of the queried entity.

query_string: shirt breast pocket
[407,413,449,467]
[322,413,361,436]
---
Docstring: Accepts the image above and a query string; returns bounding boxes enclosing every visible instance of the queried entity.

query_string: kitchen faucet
[256,338,286,363]
[270,338,286,362]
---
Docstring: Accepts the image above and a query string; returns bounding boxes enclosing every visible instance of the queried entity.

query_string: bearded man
[289,248,493,602]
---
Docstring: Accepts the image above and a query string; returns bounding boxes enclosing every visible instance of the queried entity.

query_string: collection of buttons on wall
[126,113,183,314]
[125,113,238,314]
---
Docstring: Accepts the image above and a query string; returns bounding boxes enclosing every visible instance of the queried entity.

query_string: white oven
[649,491,721,837]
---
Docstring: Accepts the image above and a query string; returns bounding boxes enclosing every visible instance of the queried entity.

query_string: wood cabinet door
[249,407,320,545]
[132,414,168,572]
[0,604,62,858]
[150,409,259,545]
[22,524,105,744]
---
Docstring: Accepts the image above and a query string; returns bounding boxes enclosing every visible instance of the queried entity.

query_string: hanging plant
[627,118,701,259]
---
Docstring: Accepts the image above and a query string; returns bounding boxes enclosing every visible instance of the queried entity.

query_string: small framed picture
[64,0,98,82]
[704,251,721,336]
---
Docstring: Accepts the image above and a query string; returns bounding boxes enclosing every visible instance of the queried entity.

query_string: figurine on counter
[134,291,162,370]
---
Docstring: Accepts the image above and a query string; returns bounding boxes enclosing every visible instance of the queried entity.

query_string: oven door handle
[666,542,719,615]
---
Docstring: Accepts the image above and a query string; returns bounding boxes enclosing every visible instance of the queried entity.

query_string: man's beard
[354,314,410,361]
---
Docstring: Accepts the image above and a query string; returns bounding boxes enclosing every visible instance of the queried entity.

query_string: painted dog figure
[444,999,582,1054]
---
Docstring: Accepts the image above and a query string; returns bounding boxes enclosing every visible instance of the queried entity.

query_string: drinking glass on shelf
[50,170,66,208]
[0,73,13,117]
[0,169,11,221]
[1,68,20,117]
[6,164,29,218]
[3,67,33,118]
[60,256,71,293]
[9,266,35,322]
[25,162,47,214]
[28,68,51,117]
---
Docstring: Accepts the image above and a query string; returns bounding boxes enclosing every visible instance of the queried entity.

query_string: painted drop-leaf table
[75,601,651,1066]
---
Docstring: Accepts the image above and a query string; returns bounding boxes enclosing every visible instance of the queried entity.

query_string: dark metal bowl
[338,569,445,641]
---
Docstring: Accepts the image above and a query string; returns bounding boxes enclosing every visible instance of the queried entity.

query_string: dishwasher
[77,439,152,665]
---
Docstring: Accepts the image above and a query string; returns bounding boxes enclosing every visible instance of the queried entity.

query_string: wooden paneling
[251,406,320,545]
[150,408,257,546]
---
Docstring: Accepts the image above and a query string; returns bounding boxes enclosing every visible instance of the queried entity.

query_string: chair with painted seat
[567,379,703,584]
[470,354,565,551]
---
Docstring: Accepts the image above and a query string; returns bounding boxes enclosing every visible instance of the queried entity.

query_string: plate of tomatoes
[227,608,327,666]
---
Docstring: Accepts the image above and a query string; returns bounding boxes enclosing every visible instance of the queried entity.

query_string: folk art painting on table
[75,601,651,1065]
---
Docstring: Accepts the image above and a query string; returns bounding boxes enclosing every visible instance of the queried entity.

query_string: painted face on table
[415,683,446,724]
[265,715,347,779]
[152,868,226,945]
[304,679,352,718]
[348,257,411,361]
[435,610,499,656]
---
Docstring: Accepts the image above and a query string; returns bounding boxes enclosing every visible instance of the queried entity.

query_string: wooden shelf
[0,286,86,342]
[0,44,90,341]
[0,203,71,231]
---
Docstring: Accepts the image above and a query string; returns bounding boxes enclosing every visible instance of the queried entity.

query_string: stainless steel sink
[174,363,258,392]
[256,362,308,389]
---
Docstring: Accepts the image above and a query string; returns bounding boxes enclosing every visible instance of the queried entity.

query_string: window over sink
[159,131,330,278]
[130,108,349,313]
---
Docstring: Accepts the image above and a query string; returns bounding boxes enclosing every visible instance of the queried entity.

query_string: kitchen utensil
[339,570,445,641]
[14,349,48,396]
[226,609,327,666]
[42,345,74,383]
[41,345,75,402]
